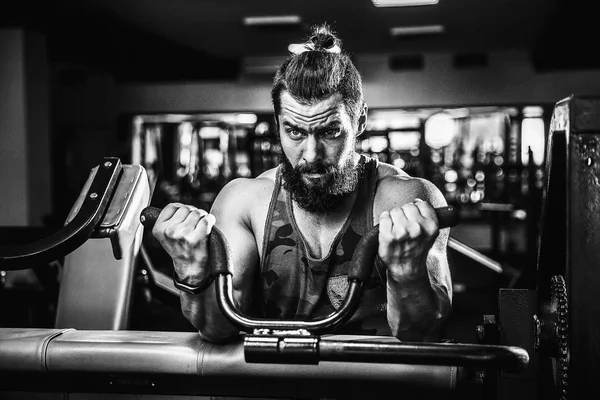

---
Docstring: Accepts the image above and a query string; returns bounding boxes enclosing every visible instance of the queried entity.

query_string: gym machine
[0,94,598,399]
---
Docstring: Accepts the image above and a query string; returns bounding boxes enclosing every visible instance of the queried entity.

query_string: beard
[280,151,363,214]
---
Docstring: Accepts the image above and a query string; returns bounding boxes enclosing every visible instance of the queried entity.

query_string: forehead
[279,91,350,126]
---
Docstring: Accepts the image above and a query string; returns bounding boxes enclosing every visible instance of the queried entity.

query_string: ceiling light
[373,0,438,7]
[243,15,302,26]
[390,25,445,36]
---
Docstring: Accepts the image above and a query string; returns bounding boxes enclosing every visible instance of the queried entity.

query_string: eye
[287,129,305,139]
[322,129,341,138]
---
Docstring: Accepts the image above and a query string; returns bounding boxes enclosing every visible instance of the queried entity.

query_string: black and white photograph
[1,0,599,399]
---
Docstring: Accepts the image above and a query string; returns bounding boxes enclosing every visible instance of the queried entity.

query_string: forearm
[386,264,449,342]
[180,284,241,343]
[175,263,240,343]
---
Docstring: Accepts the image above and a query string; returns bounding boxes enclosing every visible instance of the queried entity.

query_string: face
[276,91,367,213]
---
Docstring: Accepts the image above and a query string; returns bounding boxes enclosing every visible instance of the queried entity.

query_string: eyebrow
[282,121,300,129]
[317,122,342,131]
[281,120,342,132]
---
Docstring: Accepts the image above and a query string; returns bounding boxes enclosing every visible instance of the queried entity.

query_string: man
[152,23,452,343]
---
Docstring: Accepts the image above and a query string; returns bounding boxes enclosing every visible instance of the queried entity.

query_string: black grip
[347,205,459,283]
[436,205,459,229]
[140,206,232,276]
[140,205,458,281]
[140,205,458,231]
[140,206,162,230]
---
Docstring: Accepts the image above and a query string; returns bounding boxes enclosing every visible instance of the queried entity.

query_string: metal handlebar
[140,205,458,333]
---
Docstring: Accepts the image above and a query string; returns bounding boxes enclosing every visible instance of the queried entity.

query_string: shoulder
[374,162,446,212]
[210,167,277,223]
[213,168,277,208]
[256,167,278,182]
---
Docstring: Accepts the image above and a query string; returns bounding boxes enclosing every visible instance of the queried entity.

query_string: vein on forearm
[386,256,450,341]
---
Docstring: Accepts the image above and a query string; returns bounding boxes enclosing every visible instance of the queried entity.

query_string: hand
[152,203,216,285]
[378,198,440,281]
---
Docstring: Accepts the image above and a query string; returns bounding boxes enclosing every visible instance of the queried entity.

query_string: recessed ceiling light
[243,15,302,26]
[373,0,438,7]
[390,25,445,36]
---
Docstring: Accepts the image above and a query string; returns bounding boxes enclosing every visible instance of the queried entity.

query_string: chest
[293,214,348,259]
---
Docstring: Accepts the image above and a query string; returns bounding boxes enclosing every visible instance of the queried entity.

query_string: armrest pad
[0,328,73,372]
[0,328,463,394]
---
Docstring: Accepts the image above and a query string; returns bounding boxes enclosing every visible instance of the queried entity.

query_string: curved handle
[0,158,122,270]
[140,205,458,332]
[141,204,529,373]
[140,205,458,279]
[140,205,458,235]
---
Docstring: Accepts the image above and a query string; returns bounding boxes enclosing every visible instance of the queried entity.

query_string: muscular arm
[385,229,451,342]
[376,176,452,342]
[179,179,260,343]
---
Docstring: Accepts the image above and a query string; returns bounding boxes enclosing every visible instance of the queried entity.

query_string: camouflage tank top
[259,155,391,335]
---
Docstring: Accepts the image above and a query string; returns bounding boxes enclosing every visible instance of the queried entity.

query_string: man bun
[271,22,364,125]
[309,23,342,52]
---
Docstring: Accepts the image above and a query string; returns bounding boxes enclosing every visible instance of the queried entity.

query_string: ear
[356,103,368,136]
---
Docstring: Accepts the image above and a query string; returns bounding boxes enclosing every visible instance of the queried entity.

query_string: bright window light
[389,131,421,151]
[235,113,258,125]
[521,118,545,166]
[369,136,389,152]
[373,0,438,7]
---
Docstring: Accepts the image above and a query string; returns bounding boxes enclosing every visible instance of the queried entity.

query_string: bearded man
[152,23,452,343]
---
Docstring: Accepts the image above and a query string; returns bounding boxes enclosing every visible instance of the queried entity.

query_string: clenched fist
[152,203,216,285]
[378,198,439,281]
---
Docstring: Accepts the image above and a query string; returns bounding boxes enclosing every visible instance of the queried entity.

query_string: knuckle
[423,219,438,234]
[180,206,191,216]
[193,209,208,219]
[198,216,215,231]
[392,226,407,240]
[408,222,422,237]
[389,207,403,219]
[164,225,180,238]
[402,202,416,211]
[195,218,209,231]
[167,202,183,211]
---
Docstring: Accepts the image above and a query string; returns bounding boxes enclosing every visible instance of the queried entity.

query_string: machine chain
[551,275,569,400]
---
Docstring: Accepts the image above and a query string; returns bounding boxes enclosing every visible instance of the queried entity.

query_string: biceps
[221,225,259,311]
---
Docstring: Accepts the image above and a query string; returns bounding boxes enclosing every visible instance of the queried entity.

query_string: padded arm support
[0,158,121,270]
[0,328,461,394]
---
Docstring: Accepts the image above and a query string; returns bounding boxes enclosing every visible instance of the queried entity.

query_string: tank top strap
[349,154,379,232]
[259,166,287,273]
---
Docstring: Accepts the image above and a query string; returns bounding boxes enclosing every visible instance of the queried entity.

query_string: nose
[302,135,322,164]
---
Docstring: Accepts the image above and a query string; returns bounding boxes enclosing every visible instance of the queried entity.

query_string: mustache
[295,162,335,175]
